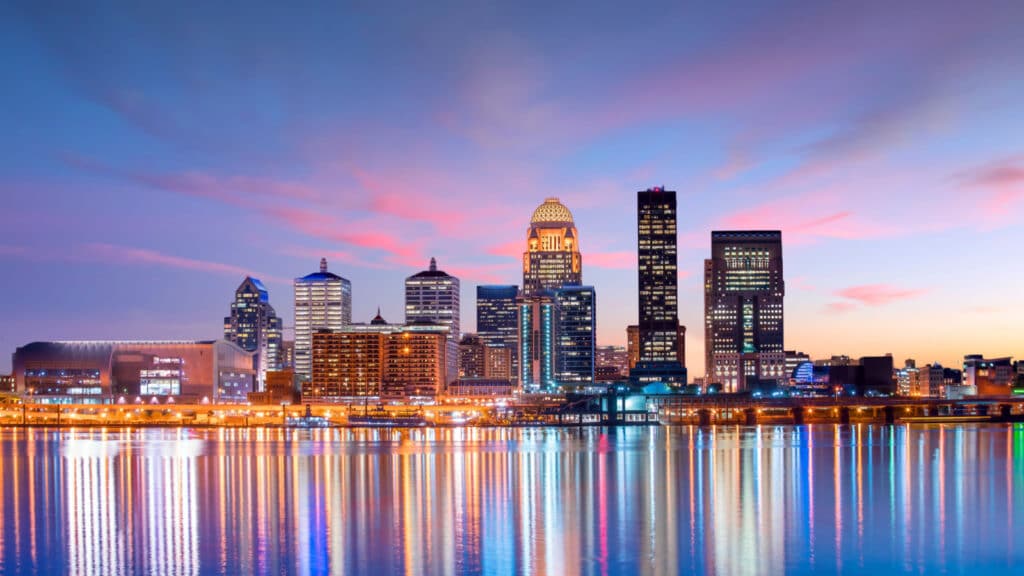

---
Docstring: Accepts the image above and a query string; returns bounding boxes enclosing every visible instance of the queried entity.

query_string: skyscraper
[554,286,596,386]
[405,257,460,387]
[704,231,785,391]
[476,285,520,382]
[630,187,687,387]
[224,276,283,390]
[517,293,558,391]
[522,198,582,295]
[294,258,352,379]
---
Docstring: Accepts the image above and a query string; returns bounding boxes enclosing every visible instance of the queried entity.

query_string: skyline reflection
[0,425,1021,575]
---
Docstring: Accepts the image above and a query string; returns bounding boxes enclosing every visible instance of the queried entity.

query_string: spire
[320,258,327,273]
[429,257,437,272]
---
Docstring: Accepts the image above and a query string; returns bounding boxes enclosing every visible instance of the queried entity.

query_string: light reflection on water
[0,424,1022,575]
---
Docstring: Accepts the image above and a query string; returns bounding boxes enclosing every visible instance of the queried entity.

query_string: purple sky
[2,1,1023,374]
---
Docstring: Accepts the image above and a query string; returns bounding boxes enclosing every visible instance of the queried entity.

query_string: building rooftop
[530,197,574,224]
[408,257,454,278]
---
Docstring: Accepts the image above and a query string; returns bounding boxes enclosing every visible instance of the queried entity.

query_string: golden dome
[530,197,574,224]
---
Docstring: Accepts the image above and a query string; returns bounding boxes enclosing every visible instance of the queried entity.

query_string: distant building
[626,325,639,369]
[522,198,582,296]
[294,258,352,379]
[0,374,14,393]
[406,258,460,387]
[630,188,687,387]
[12,340,254,403]
[280,340,295,370]
[595,346,629,381]
[828,355,895,396]
[248,370,298,404]
[896,359,919,396]
[224,276,283,390]
[704,230,785,391]
[784,351,811,383]
[963,355,1014,397]
[458,335,487,379]
[943,367,963,395]
[919,363,945,398]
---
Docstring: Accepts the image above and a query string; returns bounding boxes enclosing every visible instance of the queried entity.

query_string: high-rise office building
[522,198,582,295]
[476,285,520,382]
[294,258,352,379]
[405,257,460,387]
[517,293,558,391]
[630,187,687,387]
[704,230,785,391]
[224,276,283,390]
[554,286,596,385]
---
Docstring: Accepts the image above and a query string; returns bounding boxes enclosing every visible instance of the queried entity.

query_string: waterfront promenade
[5,394,1024,427]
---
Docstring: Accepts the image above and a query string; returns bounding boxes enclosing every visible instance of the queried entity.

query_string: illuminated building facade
[595,345,629,381]
[517,293,558,391]
[630,188,687,387]
[458,334,487,379]
[0,374,13,393]
[405,257,460,387]
[223,276,283,390]
[897,359,920,396]
[704,230,785,391]
[310,330,384,398]
[382,329,448,397]
[12,340,254,402]
[476,285,520,382]
[522,198,582,295]
[554,286,596,385]
[963,355,1014,397]
[458,333,512,381]
[279,340,295,369]
[307,312,449,400]
[294,258,352,379]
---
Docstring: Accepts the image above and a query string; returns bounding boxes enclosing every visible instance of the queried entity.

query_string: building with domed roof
[522,197,583,295]
[516,198,596,390]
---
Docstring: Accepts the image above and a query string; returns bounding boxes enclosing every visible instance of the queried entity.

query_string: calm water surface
[0,424,1022,575]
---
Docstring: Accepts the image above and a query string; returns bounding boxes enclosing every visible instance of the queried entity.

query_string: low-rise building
[962,355,1014,397]
[12,340,254,403]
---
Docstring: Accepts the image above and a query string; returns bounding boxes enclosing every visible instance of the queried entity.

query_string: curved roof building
[523,198,582,295]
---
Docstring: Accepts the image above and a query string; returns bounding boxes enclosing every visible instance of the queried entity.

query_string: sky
[1,0,1023,375]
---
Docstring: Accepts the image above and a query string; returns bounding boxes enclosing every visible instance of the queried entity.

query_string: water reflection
[0,424,1022,574]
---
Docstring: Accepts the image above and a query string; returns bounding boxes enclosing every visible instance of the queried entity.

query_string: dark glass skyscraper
[224,276,283,390]
[476,285,520,382]
[554,286,596,386]
[704,230,785,391]
[630,188,687,387]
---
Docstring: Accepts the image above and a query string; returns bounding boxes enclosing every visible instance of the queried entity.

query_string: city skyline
[3,2,1024,375]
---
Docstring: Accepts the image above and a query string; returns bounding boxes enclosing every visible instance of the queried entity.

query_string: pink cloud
[957,156,1024,217]
[78,243,288,282]
[715,192,895,245]
[835,284,926,307]
[825,301,858,314]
